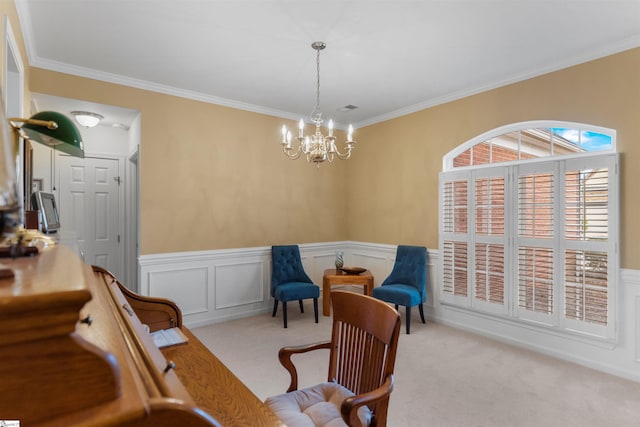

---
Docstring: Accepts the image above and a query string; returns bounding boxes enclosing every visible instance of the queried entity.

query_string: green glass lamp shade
[21,111,84,158]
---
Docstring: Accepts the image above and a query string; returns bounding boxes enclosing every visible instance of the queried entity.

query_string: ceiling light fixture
[71,111,103,128]
[280,42,356,167]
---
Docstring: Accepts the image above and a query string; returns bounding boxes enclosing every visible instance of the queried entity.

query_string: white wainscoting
[431,268,640,382]
[139,242,639,382]
[625,269,640,365]
[139,241,431,327]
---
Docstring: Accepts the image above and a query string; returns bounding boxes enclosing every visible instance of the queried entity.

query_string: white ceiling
[16,0,640,129]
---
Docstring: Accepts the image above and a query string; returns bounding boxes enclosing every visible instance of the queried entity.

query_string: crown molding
[356,36,640,128]
[16,0,640,131]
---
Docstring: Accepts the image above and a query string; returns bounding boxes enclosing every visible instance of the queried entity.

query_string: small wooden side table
[322,268,374,316]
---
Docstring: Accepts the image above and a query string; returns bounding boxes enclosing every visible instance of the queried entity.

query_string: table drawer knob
[81,315,93,326]
[164,361,176,373]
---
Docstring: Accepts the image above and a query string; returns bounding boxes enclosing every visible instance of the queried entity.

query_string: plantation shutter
[473,170,507,314]
[440,173,470,304]
[516,163,557,326]
[562,155,617,338]
[440,136,617,341]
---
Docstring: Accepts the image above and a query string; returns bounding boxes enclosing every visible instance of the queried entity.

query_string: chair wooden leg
[419,303,426,324]
[272,299,278,317]
[299,299,304,313]
[283,301,288,328]
[313,298,318,323]
[405,306,411,334]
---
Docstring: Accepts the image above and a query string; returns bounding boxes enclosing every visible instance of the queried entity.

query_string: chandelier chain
[315,47,321,116]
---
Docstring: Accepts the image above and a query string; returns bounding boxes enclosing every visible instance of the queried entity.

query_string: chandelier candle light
[280,42,356,166]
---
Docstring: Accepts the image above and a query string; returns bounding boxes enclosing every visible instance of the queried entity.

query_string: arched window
[439,121,618,340]
[443,121,615,170]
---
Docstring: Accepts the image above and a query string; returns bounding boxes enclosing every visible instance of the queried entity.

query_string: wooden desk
[0,246,281,426]
[322,268,374,316]
[161,327,282,426]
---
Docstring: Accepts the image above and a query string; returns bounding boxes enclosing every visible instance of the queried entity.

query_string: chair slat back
[328,291,401,424]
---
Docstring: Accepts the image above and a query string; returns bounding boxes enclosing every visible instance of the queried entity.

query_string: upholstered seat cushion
[265,382,371,427]
[274,282,320,302]
[373,284,421,307]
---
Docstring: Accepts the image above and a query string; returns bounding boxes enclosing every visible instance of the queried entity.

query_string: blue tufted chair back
[381,245,428,301]
[271,245,313,296]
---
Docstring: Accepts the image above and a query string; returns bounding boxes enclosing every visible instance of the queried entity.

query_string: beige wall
[28,70,350,254]
[349,48,640,269]
[6,0,638,269]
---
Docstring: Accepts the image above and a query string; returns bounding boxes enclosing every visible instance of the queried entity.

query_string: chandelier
[280,41,356,166]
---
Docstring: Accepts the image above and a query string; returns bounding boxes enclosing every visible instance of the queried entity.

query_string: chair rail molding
[139,242,639,383]
[139,241,436,327]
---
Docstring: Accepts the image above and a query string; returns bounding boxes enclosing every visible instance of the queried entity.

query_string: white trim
[433,302,639,382]
[25,41,640,129]
[4,14,24,219]
[13,1,35,65]
[14,0,640,130]
[139,241,403,327]
[138,241,638,382]
[356,39,640,128]
[125,148,138,292]
[436,267,638,383]
[3,15,24,112]
[440,152,619,341]
[24,56,302,121]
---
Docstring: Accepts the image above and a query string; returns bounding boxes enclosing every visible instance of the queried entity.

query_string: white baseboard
[139,241,406,326]
[139,243,640,382]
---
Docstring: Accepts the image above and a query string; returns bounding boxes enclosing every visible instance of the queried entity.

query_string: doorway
[57,154,123,278]
[30,94,140,290]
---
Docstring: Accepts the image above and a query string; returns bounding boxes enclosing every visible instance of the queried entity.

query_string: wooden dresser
[0,245,282,427]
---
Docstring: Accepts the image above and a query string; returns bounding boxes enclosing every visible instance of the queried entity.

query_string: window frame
[439,121,618,342]
[443,121,616,171]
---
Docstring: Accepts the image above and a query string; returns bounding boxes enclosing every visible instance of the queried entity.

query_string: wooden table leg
[365,282,373,296]
[323,277,330,316]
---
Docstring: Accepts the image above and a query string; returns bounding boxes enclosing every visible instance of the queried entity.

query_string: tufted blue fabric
[271,245,320,328]
[373,245,428,334]
[272,245,314,291]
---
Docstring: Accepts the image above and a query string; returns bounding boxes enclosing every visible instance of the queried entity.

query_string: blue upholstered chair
[271,245,320,328]
[373,245,428,334]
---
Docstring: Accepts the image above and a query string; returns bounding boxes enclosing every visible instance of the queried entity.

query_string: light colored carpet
[192,298,640,427]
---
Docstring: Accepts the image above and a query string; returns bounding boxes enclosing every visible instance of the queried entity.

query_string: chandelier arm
[282,144,303,160]
[332,144,353,160]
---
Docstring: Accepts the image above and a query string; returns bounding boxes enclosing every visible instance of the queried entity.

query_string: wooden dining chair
[265,290,401,427]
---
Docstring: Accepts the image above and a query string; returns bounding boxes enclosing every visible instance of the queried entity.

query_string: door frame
[4,16,24,213]
[126,148,139,292]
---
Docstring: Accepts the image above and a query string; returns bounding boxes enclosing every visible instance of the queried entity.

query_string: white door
[57,155,121,278]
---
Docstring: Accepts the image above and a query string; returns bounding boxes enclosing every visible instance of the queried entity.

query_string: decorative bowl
[340,267,366,275]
